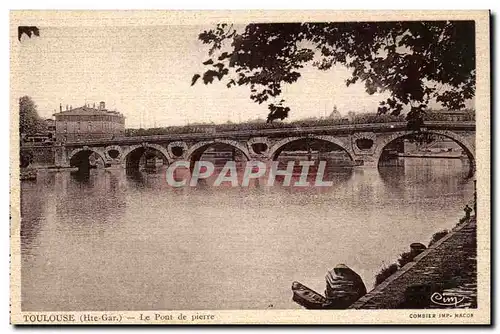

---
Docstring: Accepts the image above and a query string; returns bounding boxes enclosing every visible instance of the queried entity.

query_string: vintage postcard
[10,10,490,325]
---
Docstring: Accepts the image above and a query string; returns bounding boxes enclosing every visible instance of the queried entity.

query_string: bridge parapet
[61,121,475,148]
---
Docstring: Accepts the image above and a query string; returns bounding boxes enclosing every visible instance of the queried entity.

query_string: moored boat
[291,281,327,309]
[292,264,367,309]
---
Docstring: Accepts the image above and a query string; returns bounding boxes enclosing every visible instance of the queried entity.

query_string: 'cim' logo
[430,292,465,307]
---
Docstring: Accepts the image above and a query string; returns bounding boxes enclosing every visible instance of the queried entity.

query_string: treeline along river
[21,158,473,311]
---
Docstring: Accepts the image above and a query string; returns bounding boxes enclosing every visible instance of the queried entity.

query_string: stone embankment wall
[349,217,477,309]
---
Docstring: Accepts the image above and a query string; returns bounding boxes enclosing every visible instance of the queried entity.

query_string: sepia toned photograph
[10,10,490,324]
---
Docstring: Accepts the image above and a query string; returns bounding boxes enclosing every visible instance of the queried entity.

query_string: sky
[11,24,470,129]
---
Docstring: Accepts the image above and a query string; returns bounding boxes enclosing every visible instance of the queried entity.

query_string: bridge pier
[353,155,378,168]
[54,145,71,168]
[105,159,124,169]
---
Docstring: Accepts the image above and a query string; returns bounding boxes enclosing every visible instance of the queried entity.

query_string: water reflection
[20,158,474,311]
[126,168,147,185]
[56,170,126,227]
[379,158,471,198]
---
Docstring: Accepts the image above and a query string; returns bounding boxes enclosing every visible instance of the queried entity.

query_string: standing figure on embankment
[464,204,473,220]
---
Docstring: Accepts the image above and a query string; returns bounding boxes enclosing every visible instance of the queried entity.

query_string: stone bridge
[54,121,476,175]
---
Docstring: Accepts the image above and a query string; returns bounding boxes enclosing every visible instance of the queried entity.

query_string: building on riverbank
[53,101,125,142]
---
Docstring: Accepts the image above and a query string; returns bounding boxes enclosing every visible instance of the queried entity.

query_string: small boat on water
[291,281,327,309]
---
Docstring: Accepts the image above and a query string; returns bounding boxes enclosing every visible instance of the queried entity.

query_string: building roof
[53,106,124,117]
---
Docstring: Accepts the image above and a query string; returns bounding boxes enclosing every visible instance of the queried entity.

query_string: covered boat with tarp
[292,264,367,309]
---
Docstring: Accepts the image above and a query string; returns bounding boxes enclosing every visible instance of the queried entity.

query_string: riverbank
[21,166,79,176]
[349,216,477,309]
[290,212,477,310]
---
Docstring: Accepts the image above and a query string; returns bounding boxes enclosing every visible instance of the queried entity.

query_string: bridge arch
[185,139,251,163]
[122,143,172,169]
[68,147,107,169]
[268,135,355,162]
[374,130,475,176]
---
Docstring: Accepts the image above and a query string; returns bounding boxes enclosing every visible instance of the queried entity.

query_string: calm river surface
[21,158,474,311]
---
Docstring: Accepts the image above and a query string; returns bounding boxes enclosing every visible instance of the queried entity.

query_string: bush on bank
[375,263,399,286]
[374,225,462,287]
[428,229,450,247]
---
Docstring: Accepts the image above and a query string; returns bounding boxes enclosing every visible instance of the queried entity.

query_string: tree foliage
[19,96,46,136]
[193,21,475,126]
[18,26,39,41]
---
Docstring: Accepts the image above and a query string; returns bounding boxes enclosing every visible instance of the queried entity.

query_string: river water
[21,158,474,311]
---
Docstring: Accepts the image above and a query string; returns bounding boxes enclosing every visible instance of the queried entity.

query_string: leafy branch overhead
[18,26,40,41]
[192,21,475,125]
